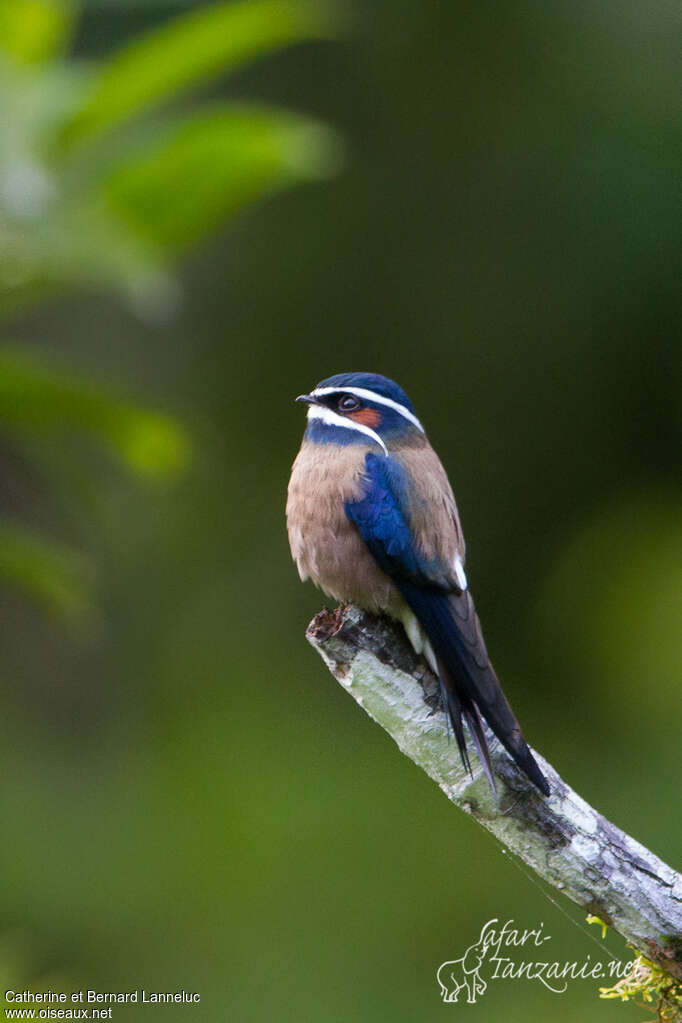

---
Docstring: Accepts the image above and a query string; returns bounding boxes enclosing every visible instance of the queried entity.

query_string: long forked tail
[438,657,497,793]
[401,582,550,796]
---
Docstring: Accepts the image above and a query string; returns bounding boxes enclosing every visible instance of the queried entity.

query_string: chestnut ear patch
[349,407,381,428]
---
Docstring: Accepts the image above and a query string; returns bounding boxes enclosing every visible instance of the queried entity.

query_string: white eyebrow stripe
[306,404,388,455]
[311,386,424,433]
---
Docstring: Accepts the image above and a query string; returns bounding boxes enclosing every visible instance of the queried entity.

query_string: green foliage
[0,347,190,480]
[64,0,335,143]
[0,0,339,616]
[0,0,340,311]
[0,346,191,619]
[106,105,339,249]
[0,0,75,65]
[0,521,90,624]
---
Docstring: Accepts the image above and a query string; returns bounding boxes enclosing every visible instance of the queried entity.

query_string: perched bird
[286,372,549,796]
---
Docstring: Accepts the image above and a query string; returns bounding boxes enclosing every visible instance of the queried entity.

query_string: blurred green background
[1,1,680,1020]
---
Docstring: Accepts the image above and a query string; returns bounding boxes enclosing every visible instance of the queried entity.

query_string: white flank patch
[306,403,388,455]
[454,554,468,590]
[400,608,439,675]
[312,386,424,433]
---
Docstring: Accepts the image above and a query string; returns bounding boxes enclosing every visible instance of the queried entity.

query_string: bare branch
[307,605,682,979]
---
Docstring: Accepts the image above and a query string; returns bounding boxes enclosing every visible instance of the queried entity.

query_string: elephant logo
[436,939,489,1003]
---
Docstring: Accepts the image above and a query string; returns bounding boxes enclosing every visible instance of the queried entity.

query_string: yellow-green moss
[598,946,682,1022]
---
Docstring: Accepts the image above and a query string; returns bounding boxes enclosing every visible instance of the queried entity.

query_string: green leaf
[0,520,91,622]
[64,0,337,145]
[0,348,191,481]
[0,0,76,65]
[2,189,180,320]
[105,104,342,248]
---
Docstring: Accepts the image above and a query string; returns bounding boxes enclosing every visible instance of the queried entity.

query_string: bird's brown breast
[286,440,404,614]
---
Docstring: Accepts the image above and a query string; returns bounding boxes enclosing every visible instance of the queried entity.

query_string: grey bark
[307,604,682,979]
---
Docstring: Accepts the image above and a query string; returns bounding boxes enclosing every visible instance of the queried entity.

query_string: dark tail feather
[438,670,471,775]
[462,700,497,796]
[438,655,496,794]
[401,583,550,796]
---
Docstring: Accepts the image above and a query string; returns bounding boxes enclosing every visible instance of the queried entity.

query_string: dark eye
[337,394,360,413]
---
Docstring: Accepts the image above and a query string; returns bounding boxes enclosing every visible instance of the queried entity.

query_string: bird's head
[295,372,424,454]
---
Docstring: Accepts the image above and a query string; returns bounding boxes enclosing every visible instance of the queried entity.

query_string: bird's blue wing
[345,452,454,590]
[346,451,550,796]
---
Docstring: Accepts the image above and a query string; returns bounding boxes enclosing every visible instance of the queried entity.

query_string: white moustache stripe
[311,386,424,433]
[306,404,388,455]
